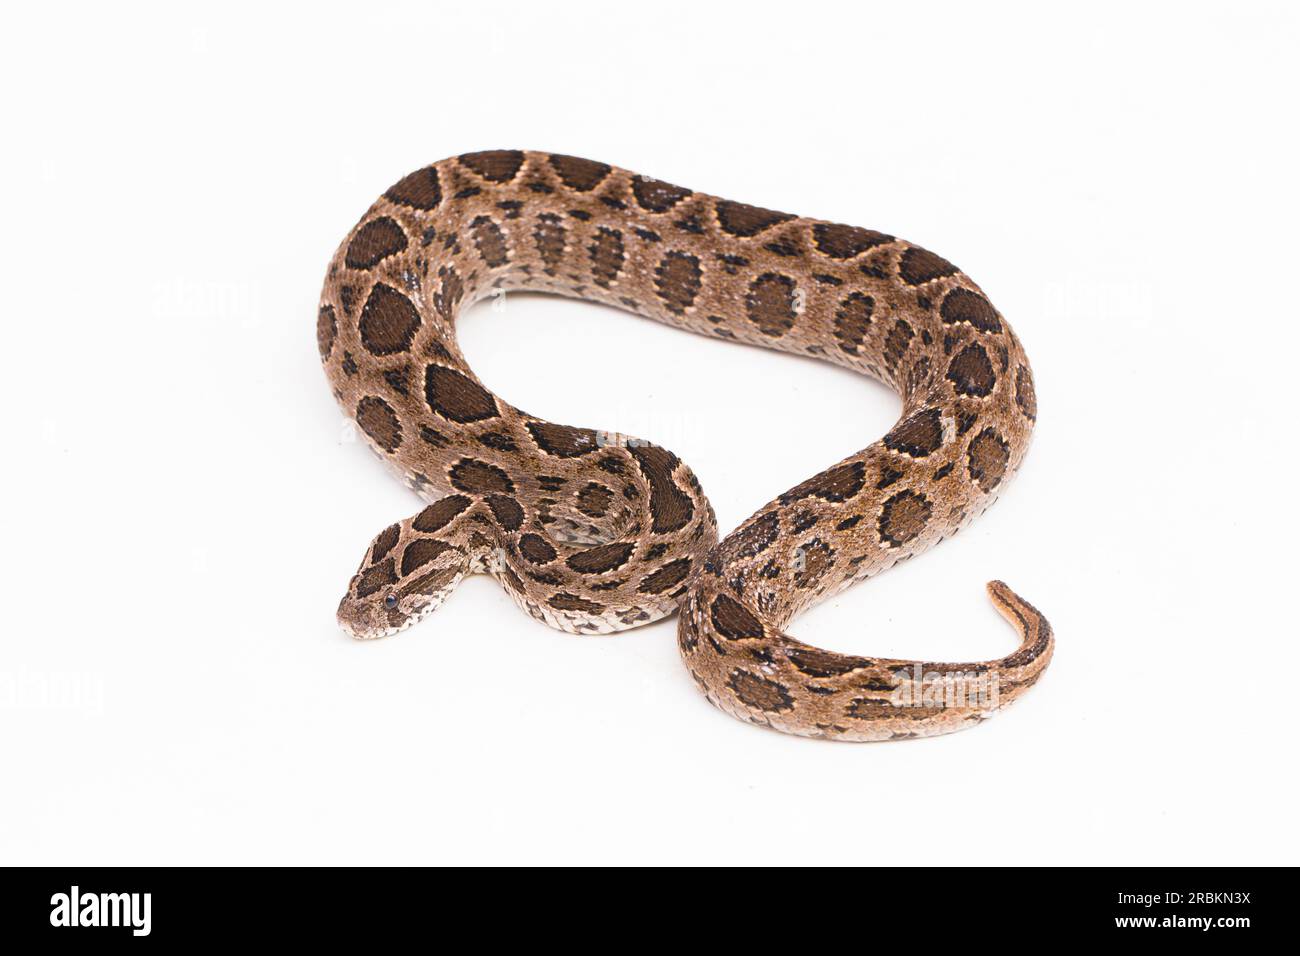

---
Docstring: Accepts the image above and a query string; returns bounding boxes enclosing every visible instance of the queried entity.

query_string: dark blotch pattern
[519,533,558,565]
[435,266,464,320]
[878,490,933,548]
[459,150,524,183]
[548,592,605,613]
[567,541,636,575]
[1016,364,1037,421]
[413,495,471,533]
[655,252,702,315]
[317,305,337,360]
[346,217,408,269]
[401,538,453,576]
[726,512,780,560]
[780,462,866,505]
[639,558,692,594]
[356,396,402,453]
[371,524,400,562]
[728,669,793,712]
[449,458,514,495]
[384,166,442,210]
[898,246,959,285]
[526,421,599,457]
[883,408,944,458]
[576,482,614,517]
[588,227,625,288]
[632,176,692,212]
[883,318,914,373]
[486,494,525,531]
[359,283,421,356]
[548,154,612,191]
[745,273,798,337]
[946,342,997,397]
[787,647,874,678]
[793,539,835,590]
[711,594,765,640]
[533,213,566,275]
[940,288,1002,333]
[812,223,893,259]
[833,292,873,355]
[967,427,1011,492]
[715,200,795,237]
[425,365,499,423]
[356,557,397,598]
[629,445,694,534]
[470,216,509,267]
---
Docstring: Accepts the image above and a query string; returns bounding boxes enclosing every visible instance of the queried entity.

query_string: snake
[318,150,1053,741]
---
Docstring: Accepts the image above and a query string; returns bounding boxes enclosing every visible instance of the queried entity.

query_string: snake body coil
[320,150,1053,741]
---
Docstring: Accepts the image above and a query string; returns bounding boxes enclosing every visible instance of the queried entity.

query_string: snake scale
[319,150,1053,741]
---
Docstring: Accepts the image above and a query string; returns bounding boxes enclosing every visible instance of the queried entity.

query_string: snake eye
[384,594,398,609]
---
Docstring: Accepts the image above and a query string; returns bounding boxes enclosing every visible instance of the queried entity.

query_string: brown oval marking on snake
[548,592,606,614]
[812,223,894,259]
[384,166,443,210]
[638,557,692,595]
[779,461,867,505]
[746,273,798,337]
[518,533,558,565]
[946,342,997,398]
[567,542,636,575]
[459,150,525,183]
[412,495,472,533]
[317,305,337,360]
[424,365,499,423]
[833,292,874,355]
[526,421,599,458]
[356,396,402,453]
[940,288,1002,334]
[346,217,408,269]
[632,176,692,212]
[898,246,959,285]
[448,458,514,495]
[878,490,933,548]
[654,251,702,315]
[711,594,764,640]
[967,427,1011,492]
[486,494,525,532]
[882,318,914,373]
[628,445,694,534]
[1015,364,1037,421]
[725,511,780,561]
[786,646,875,678]
[575,482,614,517]
[355,557,397,598]
[548,154,612,192]
[401,538,454,576]
[714,200,795,237]
[371,524,401,563]
[728,669,794,712]
[359,284,421,356]
[470,216,510,268]
[883,408,945,458]
[588,227,625,288]
[534,213,566,275]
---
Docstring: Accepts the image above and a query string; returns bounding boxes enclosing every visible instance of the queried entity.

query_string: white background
[2,1,1296,866]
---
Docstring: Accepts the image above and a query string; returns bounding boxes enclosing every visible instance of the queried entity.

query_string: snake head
[336,520,470,639]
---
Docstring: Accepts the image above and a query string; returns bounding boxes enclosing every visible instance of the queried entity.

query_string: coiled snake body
[319,150,1053,741]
